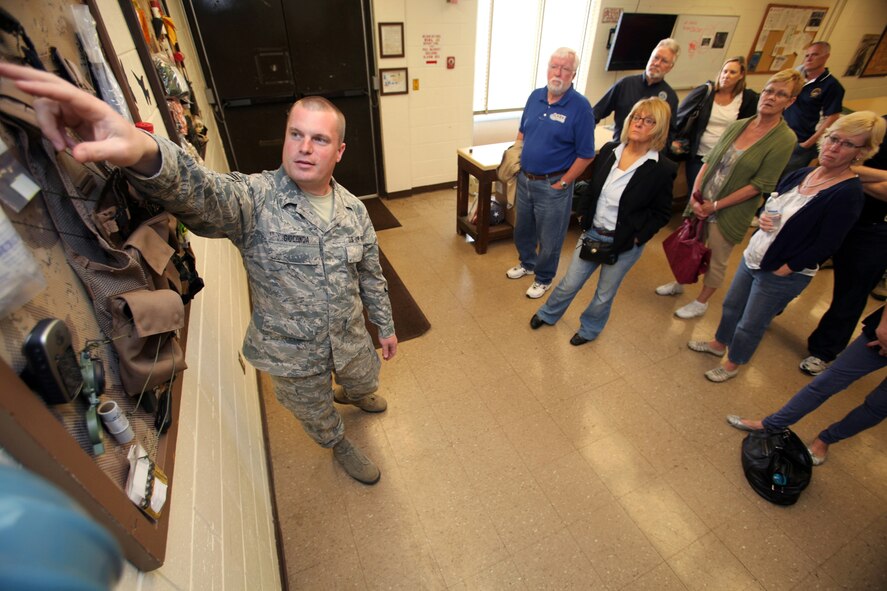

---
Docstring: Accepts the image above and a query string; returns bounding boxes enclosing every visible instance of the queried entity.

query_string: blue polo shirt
[519,85,595,174]
[783,68,844,143]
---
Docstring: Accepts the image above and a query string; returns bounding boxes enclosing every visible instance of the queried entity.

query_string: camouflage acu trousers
[271,336,381,448]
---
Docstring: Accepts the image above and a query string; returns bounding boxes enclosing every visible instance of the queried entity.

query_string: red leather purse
[662,194,712,284]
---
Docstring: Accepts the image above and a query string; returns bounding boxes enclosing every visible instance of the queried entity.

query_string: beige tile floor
[262,189,887,590]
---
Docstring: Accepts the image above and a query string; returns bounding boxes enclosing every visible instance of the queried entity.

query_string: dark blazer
[677,85,758,157]
[576,141,677,254]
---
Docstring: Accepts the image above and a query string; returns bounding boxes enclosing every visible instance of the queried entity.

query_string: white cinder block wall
[375,0,477,193]
[89,0,282,588]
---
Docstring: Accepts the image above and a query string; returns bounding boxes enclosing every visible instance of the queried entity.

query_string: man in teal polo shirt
[506,47,596,299]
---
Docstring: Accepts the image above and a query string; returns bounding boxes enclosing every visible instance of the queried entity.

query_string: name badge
[550,113,566,123]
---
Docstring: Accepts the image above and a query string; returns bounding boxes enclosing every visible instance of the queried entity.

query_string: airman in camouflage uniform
[0,62,396,485]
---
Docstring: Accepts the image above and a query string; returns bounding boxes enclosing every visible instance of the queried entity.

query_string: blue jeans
[514,171,574,285]
[763,333,887,445]
[715,259,812,365]
[536,230,645,341]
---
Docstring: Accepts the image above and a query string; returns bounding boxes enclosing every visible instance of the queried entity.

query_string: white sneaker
[675,300,708,319]
[525,281,551,299]
[799,356,829,376]
[655,281,684,296]
[506,265,533,279]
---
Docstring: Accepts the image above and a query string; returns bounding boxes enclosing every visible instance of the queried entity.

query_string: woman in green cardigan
[656,69,802,319]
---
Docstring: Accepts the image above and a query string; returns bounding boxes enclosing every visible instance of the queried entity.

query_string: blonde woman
[530,98,676,345]
[657,69,801,319]
[672,56,759,190]
[690,111,887,382]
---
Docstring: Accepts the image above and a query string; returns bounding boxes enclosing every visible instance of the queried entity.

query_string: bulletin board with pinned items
[746,4,831,74]
[0,0,202,570]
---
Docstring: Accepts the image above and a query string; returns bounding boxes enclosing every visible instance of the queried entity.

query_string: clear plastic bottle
[0,207,46,317]
[764,192,782,231]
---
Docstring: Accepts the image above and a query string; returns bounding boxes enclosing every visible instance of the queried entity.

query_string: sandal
[705,366,739,383]
[807,446,827,466]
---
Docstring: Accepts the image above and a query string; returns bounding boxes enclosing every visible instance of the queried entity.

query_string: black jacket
[576,141,677,254]
[677,85,758,158]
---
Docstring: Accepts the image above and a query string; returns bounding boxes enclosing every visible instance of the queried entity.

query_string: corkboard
[746,4,830,74]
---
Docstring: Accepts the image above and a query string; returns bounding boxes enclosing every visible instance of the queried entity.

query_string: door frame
[181,0,384,196]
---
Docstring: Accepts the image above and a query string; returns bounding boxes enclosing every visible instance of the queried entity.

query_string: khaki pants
[702,221,736,290]
[271,336,381,448]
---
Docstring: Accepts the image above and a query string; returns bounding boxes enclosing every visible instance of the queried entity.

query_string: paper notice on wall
[423,34,441,64]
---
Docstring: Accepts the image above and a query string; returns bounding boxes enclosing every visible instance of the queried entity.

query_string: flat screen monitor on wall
[606,13,678,71]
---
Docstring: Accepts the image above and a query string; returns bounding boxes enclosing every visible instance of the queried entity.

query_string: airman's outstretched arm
[0,62,160,175]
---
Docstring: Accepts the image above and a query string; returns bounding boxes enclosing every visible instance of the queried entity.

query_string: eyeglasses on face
[630,114,656,126]
[548,64,574,74]
[650,54,672,66]
[823,134,864,150]
[761,87,791,99]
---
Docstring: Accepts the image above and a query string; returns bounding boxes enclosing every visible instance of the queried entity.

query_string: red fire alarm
[446,56,455,69]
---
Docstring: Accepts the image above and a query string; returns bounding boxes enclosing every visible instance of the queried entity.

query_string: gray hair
[655,38,681,61]
[550,47,580,72]
[807,41,831,54]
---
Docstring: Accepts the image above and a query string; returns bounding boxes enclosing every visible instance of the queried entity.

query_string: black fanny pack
[579,238,618,265]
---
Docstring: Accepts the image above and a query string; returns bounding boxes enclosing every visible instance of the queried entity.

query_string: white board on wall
[669,14,740,89]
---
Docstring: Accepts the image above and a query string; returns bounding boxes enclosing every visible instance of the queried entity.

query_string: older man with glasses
[505,47,596,299]
[594,38,681,142]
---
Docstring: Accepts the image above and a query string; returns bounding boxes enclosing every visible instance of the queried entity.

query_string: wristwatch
[560,180,568,188]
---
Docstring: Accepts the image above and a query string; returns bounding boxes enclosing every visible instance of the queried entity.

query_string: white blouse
[697,93,742,156]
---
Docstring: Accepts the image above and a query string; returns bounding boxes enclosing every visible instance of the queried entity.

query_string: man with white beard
[505,47,596,299]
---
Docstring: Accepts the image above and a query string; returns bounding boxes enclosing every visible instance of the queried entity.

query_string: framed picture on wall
[861,26,887,77]
[379,22,405,58]
[380,68,409,95]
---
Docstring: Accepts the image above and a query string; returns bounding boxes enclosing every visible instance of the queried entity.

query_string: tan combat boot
[333,386,387,413]
[333,438,381,485]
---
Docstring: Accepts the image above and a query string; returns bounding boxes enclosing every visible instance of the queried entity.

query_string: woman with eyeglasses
[671,56,758,190]
[656,69,800,320]
[689,111,886,382]
[529,98,675,345]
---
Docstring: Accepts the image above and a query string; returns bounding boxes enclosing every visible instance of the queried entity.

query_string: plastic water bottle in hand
[764,192,782,231]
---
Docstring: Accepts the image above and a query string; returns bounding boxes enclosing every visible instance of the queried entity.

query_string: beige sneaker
[333,387,387,413]
[333,438,381,484]
[655,281,684,296]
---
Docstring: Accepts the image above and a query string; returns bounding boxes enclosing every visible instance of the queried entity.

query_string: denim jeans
[715,258,812,365]
[536,229,645,341]
[514,171,574,285]
[763,333,887,444]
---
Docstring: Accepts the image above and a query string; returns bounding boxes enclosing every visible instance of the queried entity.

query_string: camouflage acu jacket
[127,136,394,377]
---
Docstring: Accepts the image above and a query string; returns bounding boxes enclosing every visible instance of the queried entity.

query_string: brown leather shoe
[333,438,380,484]
[333,387,388,413]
